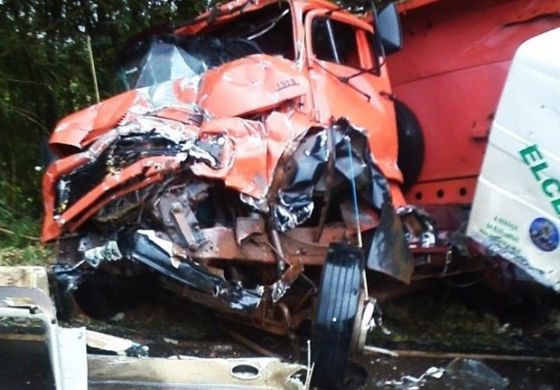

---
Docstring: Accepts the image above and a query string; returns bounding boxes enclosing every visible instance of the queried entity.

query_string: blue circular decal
[529,218,559,252]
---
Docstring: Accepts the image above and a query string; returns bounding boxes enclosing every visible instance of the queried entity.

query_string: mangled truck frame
[40,0,560,387]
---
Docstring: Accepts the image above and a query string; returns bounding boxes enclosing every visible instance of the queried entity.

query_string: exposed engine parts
[50,115,412,318]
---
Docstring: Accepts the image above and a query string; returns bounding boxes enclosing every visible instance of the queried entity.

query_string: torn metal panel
[48,54,308,160]
[86,330,149,357]
[88,355,308,390]
[127,230,263,310]
[83,241,122,268]
[272,118,391,231]
[271,118,413,282]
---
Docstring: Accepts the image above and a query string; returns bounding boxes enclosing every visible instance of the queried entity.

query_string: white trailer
[468,28,560,291]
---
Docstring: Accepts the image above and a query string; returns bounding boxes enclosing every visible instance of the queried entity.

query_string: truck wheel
[311,244,364,389]
[395,99,424,190]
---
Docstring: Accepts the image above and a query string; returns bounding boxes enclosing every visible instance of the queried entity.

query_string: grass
[369,285,560,355]
[0,244,51,266]
[0,179,50,266]
[371,293,518,352]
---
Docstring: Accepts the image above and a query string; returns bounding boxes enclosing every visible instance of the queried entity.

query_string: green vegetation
[370,289,560,355]
[0,176,48,265]
[373,294,522,352]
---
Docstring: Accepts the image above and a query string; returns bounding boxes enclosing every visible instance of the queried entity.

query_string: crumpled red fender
[192,110,314,200]
[48,54,308,156]
[42,54,314,241]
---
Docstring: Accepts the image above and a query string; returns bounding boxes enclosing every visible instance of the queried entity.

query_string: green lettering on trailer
[519,144,560,216]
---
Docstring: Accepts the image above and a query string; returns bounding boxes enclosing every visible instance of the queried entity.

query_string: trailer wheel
[311,244,364,389]
[395,99,424,190]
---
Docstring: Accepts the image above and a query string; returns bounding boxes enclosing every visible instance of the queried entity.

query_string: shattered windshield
[117,2,294,91]
[116,35,262,90]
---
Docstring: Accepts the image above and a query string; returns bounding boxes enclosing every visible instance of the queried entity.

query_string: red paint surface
[388,0,560,205]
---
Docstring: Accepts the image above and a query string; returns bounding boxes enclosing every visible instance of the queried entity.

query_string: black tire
[311,244,364,389]
[395,99,424,191]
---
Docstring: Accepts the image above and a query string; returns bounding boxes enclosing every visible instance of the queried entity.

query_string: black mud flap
[312,243,364,389]
[367,203,414,284]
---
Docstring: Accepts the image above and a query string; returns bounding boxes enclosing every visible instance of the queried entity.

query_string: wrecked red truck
[40,0,560,387]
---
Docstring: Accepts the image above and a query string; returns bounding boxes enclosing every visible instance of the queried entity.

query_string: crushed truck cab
[42,2,418,386]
